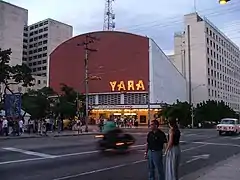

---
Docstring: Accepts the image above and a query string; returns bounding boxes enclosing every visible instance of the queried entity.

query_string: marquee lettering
[110,81,117,91]
[109,80,145,92]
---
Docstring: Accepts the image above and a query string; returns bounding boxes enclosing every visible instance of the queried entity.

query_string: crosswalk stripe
[2,147,57,158]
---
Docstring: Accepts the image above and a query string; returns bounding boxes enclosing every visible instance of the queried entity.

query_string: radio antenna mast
[103,0,115,31]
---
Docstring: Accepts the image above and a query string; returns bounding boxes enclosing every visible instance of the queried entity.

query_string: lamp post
[191,84,205,128]
[219,0,231,4]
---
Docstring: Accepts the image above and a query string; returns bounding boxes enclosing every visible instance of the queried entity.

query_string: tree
[54,84,85,119]
[194,100,237,124]
[22,87,55,119]
[159,100,191,127]
[0,48,34,96]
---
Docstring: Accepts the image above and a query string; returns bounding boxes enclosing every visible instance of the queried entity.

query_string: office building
[171,13,240,111]
[0,1,28,66]
[0,1,72,95]
[24,19,73,76]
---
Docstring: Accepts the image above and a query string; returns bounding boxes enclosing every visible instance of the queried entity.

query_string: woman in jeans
[165,118,181,180]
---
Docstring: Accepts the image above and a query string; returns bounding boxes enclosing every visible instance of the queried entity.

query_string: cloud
[4,0,240,52]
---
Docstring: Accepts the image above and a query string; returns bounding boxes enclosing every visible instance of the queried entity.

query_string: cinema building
[48,31,186,124]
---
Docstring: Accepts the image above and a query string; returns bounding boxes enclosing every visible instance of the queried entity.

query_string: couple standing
[144,118,181,180]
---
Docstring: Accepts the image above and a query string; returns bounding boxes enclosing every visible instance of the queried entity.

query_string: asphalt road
[1,129,240,180]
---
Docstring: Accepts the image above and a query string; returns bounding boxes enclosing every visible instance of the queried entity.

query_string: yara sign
[109,80,145,92]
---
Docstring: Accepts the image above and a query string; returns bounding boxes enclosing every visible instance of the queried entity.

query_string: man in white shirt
[2,117,8,136]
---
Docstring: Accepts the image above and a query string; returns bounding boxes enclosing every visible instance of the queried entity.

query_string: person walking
[144,120,167,180]
[165,118,181,180]
[76,119,82,134]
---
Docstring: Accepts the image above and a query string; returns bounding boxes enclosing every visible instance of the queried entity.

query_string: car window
[221,120,236,124]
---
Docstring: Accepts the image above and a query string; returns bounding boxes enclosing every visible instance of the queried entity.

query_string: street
[0,129,240,180]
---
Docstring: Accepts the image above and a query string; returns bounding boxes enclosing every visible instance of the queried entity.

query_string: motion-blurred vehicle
[216,118,240,136]
[95,129,135,152]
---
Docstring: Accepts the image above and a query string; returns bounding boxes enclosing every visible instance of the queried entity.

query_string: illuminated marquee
[109,80,145,92]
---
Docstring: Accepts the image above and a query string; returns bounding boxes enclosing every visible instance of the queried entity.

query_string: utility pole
[78,34,99,132]
[103,0,116,31]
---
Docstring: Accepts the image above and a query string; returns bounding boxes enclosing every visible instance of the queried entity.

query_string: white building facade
[24,19,73,76]
[171,13,240,111]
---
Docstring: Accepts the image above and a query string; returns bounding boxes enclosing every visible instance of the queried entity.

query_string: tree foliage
[0,48,35,95]
[22,84,85,119]
[160,100,191,126]
[55,84,85,119]
[160,99,237,127]
[194,100,237,123]
[22,87,55,119]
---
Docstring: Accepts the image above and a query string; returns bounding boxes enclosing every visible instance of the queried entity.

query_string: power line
[116,2,239,32]
[123,6,240,34]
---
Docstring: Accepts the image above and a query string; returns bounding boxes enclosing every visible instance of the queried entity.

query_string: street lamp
[191,84,205,128]
[219,0,230,4]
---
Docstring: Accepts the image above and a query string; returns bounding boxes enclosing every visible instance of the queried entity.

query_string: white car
[216,118,240,136]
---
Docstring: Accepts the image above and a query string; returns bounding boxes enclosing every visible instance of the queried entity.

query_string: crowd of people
[0,116,24,136]
[0,116,65,136]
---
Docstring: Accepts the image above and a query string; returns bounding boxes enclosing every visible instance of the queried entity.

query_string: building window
[98,94,121,105]
[124,93,148,105]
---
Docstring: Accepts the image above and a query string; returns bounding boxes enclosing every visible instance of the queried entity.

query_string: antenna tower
[103,0,115,31]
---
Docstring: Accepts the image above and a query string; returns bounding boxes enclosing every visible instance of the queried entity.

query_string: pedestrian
[2,117,8,136]
[144,120,167,180]
[165,118,181,180]
[19,118,23,135]
[76,119,82,134]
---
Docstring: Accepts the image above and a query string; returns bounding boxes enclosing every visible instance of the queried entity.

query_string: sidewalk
[0,130,98,140]
[195,154,240,180]
[0,125,151,140]
[0,125,99,140]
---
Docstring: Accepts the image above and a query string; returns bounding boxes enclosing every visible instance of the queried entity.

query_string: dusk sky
[5,0,240,54]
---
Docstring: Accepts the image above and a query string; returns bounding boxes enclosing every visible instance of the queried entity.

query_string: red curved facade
[49,31,149,94]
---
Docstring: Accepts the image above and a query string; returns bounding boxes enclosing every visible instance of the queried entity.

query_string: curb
[0,132,99,140]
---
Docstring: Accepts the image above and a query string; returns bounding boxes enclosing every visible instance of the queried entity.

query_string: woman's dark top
[168,128,181,146]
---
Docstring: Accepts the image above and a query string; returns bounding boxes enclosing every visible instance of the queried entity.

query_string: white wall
[7,75,47,94]
[149,39,187,104]
[184,13,209,105]
[48,19,73,55]
[0,1,28,66]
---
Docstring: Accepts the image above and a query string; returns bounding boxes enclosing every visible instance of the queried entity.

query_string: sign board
[109,80,145,92]
[4,93,22,118]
